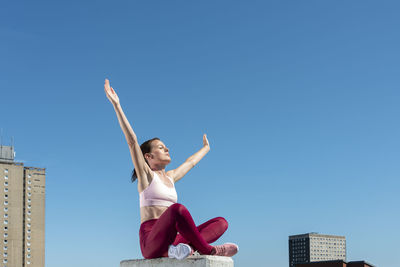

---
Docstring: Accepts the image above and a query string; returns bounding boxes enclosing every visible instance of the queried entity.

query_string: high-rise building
[0,145,45,267]
[296,260,375,267]
[289,233,346,267]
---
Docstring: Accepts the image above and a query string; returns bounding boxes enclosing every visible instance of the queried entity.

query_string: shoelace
[215,245,226,256]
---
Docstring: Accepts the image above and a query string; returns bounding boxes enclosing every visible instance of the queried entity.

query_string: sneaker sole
[168,243,192,260]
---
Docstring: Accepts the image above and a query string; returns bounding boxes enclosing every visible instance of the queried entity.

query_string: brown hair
[131,138,160,182]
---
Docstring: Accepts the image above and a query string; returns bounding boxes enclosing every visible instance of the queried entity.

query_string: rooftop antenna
[11,136,15,159]
[0,129,2,156]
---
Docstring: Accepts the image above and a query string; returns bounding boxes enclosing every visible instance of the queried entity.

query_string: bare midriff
[139,171,176,224]
[140,206,169,224]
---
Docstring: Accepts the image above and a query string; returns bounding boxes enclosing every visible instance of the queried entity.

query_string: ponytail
[131,137,160,183]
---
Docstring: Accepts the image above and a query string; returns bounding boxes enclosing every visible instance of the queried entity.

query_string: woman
[104,79,238,260]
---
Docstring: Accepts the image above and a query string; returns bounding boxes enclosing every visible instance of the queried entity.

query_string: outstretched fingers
[203,134,210,148]
[104,79,111,94]
[104,79,119,104]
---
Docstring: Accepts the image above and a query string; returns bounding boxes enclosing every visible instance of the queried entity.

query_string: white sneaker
[168,243,193,260]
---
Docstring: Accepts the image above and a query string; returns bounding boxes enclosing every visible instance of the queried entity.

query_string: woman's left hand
[203,134,210,149]
[170,134,211,182]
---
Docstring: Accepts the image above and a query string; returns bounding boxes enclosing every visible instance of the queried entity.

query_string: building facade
[296,260,375,267]
[0,145,45,267]
[289,233,346,267]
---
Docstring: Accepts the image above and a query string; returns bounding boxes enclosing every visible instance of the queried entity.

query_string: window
[3,259,7,263]
[3,208,7,212]
[4,176,7,180]
[4,169,8,174]
[3,220,8,225]
[3,240,7,244]
[27,211,31,215]
[27,254,31,258]
[4,188,8,193]
[27,186,31,191]
[27,235,31,240]
[3,234,7,238]
[4,195,7,199]
[27,248,30,252]
[4,182,8,186]
[27,223,31,228]
[27,229,31,234]
[27,199,31,203]
[28,180,32,185]
[3,214,7,218]
[28,174,31,178]
[27,192,31,197]
[4,227,7,231]
[4,201,8,205]
[27,205,31,209]
[4,246,7,251]
[27,242,31,246]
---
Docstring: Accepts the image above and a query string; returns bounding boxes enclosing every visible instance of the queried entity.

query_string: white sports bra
[139,172,178,208]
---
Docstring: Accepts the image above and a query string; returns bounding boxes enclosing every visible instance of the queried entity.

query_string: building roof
[0,145,15,162]
[348,261,376,267]
[289,233,346,239]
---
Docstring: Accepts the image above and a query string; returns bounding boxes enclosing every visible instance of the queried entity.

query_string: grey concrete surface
[120,255,234,267]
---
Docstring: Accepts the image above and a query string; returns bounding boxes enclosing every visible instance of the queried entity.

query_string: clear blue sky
[1,1,400,266]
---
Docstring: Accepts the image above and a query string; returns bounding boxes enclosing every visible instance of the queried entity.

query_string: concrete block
[120,255,234,267]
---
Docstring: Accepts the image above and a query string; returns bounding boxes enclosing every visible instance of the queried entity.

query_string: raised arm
[167,134,210,182]
[104,79,151,189]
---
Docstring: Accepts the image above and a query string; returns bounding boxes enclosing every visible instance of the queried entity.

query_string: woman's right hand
[104,79,120,105]
[203,134,210,150]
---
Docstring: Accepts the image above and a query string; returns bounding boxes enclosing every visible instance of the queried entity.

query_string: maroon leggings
[139,203,228,259]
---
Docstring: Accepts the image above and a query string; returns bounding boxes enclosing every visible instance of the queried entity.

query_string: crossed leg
[172,216,228,246]
[140,204,228,259]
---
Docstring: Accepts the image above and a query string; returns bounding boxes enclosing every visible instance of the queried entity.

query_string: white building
[289,233,346,267]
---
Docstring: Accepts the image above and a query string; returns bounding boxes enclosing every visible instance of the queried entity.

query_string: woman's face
[146,140,171,166]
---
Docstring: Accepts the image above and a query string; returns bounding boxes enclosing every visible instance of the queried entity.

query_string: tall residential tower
[289,233,346,267]
[0,145,45,267]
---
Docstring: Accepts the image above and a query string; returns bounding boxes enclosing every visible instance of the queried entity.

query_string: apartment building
[0,145,45,267]
[289,233,346,267]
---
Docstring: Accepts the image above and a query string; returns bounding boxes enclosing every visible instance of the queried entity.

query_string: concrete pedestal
[121,255,234,267]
